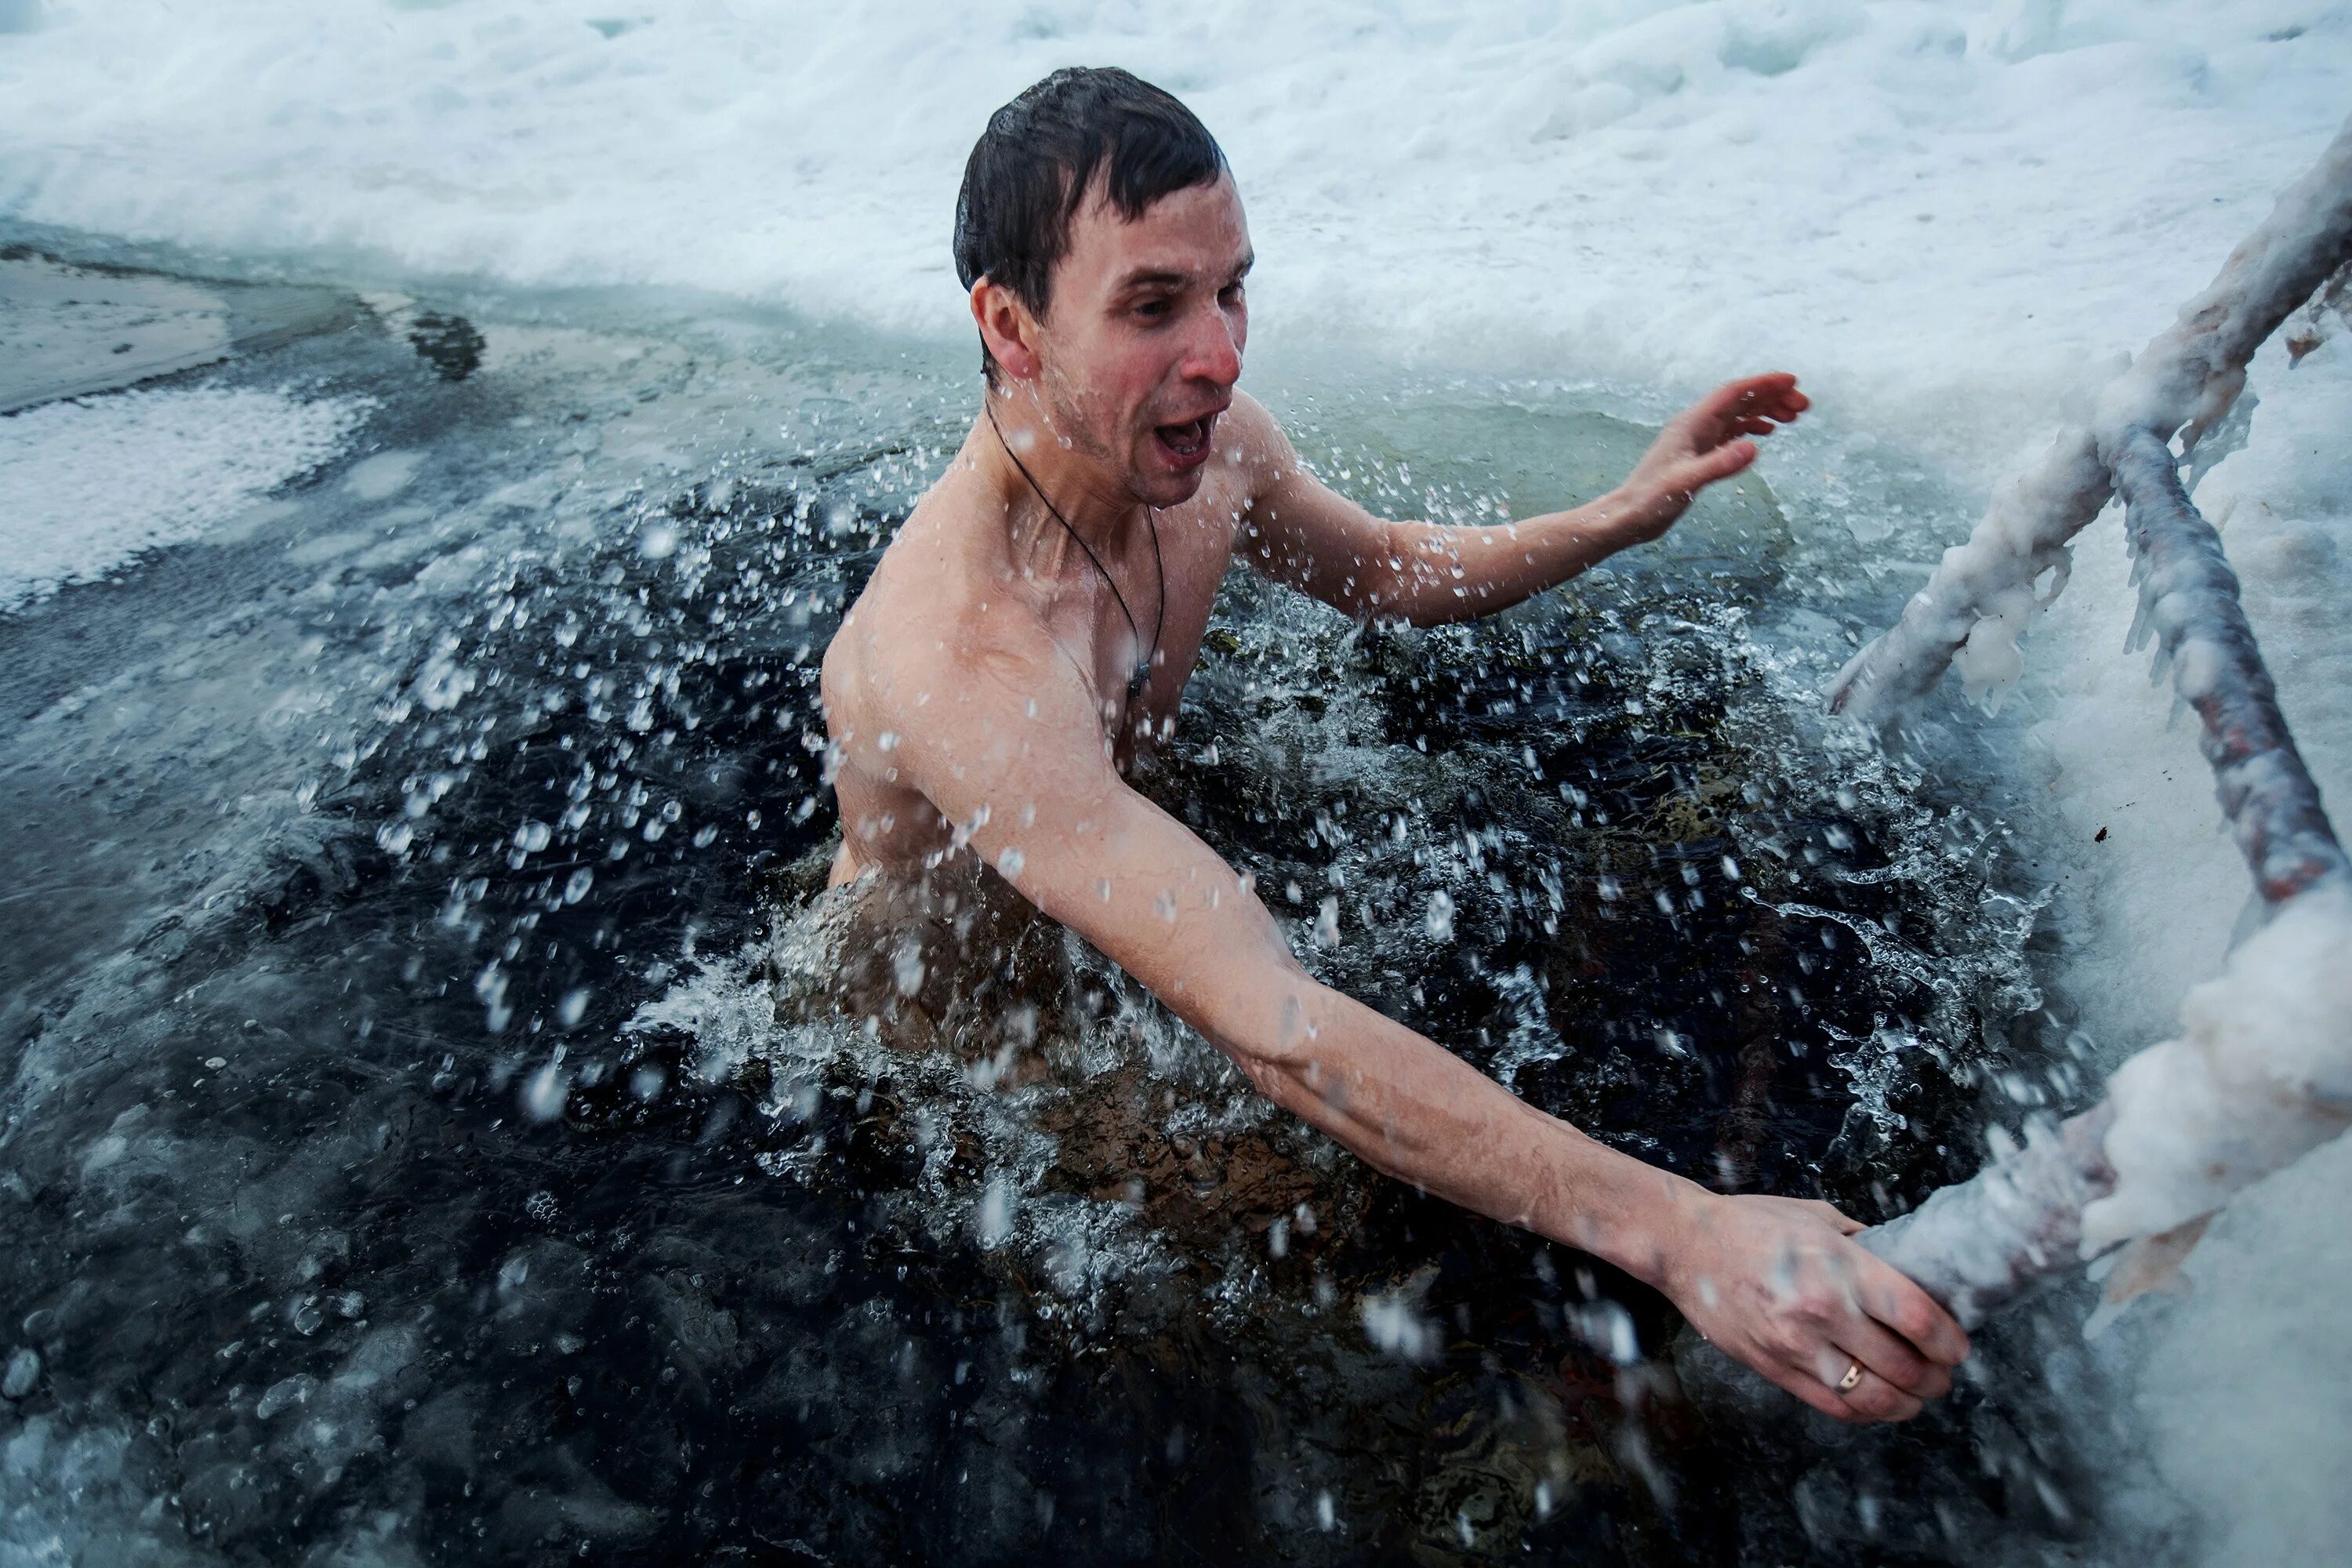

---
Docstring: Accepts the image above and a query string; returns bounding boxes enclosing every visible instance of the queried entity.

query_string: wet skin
[818,171,1967,1423]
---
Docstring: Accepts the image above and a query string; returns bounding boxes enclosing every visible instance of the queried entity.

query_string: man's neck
[978,390,1140,566]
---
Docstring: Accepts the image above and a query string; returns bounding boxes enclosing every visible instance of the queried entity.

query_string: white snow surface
[5,1,2352,1559]
[0,387,367,609]
[0,2,2343,467]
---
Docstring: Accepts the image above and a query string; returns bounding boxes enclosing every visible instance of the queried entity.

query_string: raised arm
[847,608,1964,1422]
[1232,376,1808,625]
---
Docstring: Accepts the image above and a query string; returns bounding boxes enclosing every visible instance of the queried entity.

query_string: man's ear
[971,278,1044,383]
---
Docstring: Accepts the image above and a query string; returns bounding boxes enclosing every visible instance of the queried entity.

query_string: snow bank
[0,2,2344,466]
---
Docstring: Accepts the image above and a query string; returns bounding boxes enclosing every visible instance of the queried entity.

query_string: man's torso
[820,404,1276,884]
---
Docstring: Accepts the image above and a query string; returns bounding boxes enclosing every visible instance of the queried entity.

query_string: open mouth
[1152,415,1214,466]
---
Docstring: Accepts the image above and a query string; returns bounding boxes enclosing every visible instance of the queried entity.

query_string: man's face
[1030,172,1251,509]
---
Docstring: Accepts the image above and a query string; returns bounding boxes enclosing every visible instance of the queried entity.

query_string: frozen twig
[1827,114,2352,728]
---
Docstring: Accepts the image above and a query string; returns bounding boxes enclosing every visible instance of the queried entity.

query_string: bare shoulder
[823,535,1084,775]
[1218,391,1300,498]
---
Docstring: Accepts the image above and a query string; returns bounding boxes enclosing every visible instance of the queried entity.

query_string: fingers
[1757,1355,1920,1425]
[1856,1261,1971,1368]
[1681,440,1756,489]
[1697,372,1809,432]
[1766,1362,1864,1422]
[1830,1317,1951,1401]
[1800,1359,1926,1424]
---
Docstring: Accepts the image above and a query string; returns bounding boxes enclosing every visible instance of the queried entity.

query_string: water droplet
[1,1348,40,1400]
[975,1177,1016,1248]
[1424,889,1455,940]
[521,1061,569,1122]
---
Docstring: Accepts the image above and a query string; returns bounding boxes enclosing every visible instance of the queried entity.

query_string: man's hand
[1604,372,1809,549]
[1665,1192,1969,1423]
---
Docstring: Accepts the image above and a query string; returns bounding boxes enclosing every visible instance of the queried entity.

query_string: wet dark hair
[954,67,1228,383]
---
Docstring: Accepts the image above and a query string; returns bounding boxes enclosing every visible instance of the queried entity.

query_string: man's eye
[1135,299,1171,321]
[1220,282,1246,305]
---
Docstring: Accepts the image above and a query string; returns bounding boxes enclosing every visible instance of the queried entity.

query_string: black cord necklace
[985,401,1166,712]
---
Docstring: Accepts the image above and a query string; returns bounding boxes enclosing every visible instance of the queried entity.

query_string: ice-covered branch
[1855,1105,2114,1329]
[1827,114,2352,728]
[2107,427,2352,905]
[1849,430,2352,1327]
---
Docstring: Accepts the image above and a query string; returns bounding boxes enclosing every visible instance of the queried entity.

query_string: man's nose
[1181,305,1243,387]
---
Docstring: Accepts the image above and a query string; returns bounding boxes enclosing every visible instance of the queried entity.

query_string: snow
[5,1,2352,1559]
[0,386,368,609]
[0,2,2341,464]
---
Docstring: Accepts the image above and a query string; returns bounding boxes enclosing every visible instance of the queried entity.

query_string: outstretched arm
[846,608,1964,1422]
[1235,376,1808,624]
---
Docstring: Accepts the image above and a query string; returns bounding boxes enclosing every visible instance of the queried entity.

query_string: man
[820,67,1967,1423]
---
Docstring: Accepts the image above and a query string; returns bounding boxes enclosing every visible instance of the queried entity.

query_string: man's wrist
[1579,485,1663,555]
[1539,1139,1719,1297]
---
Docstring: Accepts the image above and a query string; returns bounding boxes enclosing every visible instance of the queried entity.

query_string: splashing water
[0,232,2116,1565]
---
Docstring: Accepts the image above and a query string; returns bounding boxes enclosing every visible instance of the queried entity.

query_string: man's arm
[1231,376,1808,624]
[849,611,1965,1423]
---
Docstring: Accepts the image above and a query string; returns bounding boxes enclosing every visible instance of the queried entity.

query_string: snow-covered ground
[4,2,2349,1560]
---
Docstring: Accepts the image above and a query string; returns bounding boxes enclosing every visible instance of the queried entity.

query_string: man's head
[956,67,1251,507]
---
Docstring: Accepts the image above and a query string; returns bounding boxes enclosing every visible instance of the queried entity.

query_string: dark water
[0,231,2118,1565]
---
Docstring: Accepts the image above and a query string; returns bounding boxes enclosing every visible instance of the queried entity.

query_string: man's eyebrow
[1114,267,1190,292]
[1112,254,1255,293]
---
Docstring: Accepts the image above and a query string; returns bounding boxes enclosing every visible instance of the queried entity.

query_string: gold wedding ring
[1836,1361,1864,1393]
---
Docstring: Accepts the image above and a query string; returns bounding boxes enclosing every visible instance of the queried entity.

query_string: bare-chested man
[820,67,1968,1423]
